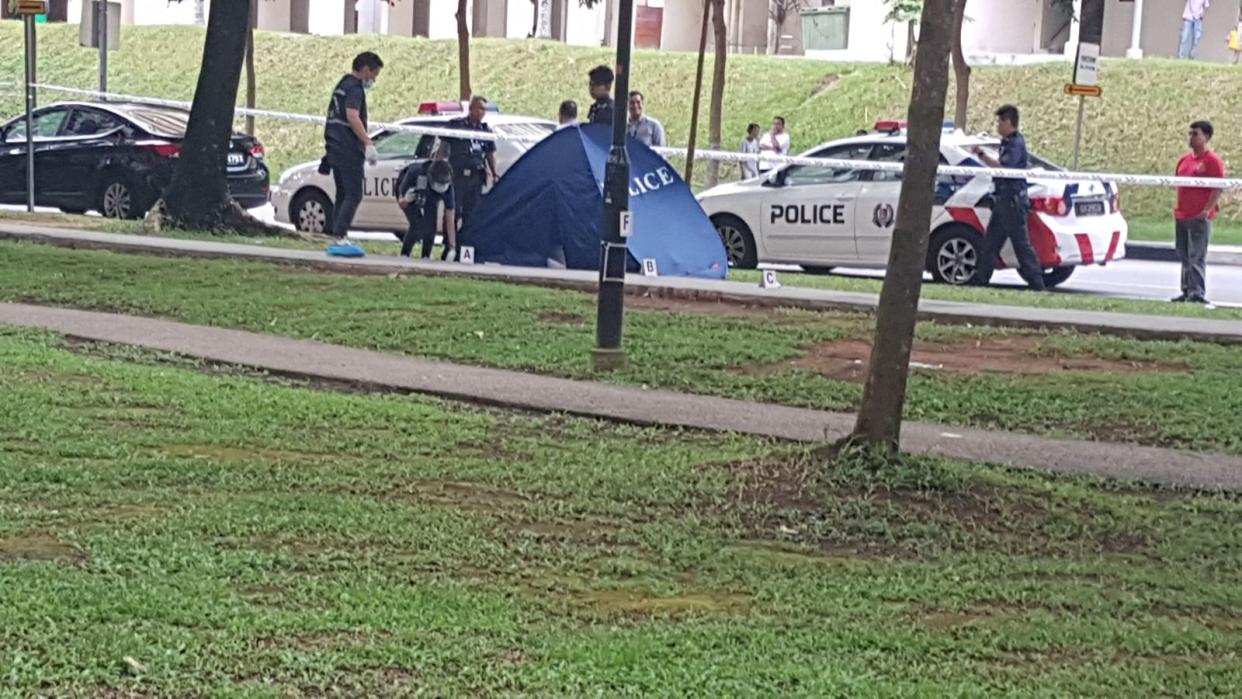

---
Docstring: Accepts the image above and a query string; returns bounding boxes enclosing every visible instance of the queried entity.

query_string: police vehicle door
[854,142,907,264]
[759,143,870,263]
[355,125,439,232]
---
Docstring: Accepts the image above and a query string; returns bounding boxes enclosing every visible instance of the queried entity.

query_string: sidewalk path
[3,301,1240,492]
[4,222,1242,345]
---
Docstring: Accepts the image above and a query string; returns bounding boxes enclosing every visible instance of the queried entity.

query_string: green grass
[2,25,1241,222]
[7,210,1242,321]
[2,326,1241,695]
[1127,215,1242,246]
[3,241,1242,455]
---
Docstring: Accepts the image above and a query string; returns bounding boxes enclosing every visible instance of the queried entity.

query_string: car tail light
[1110,192,1120,213]
[249,143,265,159]
[1031,196,1069,217]
[136,140,181,158]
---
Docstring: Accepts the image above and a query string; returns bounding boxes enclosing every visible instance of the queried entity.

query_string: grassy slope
[3,241,1241,455]
[3,327,1241,695]
[2,24,1242,233]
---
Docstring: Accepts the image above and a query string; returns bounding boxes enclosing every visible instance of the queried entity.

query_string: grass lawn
[1127,215,1242,246]
[3,241,1242,455]
[2,326,1241,695]
[5,210,1241,322]
[2,25,1241,223]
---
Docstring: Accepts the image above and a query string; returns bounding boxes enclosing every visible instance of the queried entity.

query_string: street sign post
[12,0,44,213]
[1067,41,1103,170]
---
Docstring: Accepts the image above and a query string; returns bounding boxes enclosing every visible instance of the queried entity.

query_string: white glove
[365,144,379,165]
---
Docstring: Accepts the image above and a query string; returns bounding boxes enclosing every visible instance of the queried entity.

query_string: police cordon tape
[14,81,1242,191]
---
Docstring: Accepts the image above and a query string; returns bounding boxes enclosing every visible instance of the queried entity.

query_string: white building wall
[659,0,700,52]
[564,0,605,46]
[506,0,534,38]
[307,0,345,35]
[959,0,1043,54]
[803,0,907,63]
[259,0,293,32]
[427,0,466,39]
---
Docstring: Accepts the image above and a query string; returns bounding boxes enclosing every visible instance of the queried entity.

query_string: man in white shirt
[758,116,791,175]
[738,123,760,179]
[1179,0,1210,59]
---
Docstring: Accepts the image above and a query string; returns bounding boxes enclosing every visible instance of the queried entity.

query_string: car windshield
[116,106,190,138]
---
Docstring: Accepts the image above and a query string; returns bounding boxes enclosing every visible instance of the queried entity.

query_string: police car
[271,107,554,236]
[697,122,1127,287]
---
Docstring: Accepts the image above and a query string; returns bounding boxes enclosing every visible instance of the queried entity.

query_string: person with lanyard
[626,91,666,147]
[973,104,1045,291]
[586,65,615,126]
[321,51,383,257]
[396,158,456,261]
[444,96,499,256]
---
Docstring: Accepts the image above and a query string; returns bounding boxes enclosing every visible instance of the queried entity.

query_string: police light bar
[417,100,501,115]
[874,120,907,133]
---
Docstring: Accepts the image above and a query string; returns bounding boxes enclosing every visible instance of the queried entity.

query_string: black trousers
[980,191,1045,290]
[329,153,365,238]
[400,207,445,259]
[452,172,485,240]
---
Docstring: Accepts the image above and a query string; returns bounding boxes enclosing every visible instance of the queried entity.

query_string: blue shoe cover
[326,242,365,258]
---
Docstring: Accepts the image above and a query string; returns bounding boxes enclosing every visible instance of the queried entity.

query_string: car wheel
[928,225,988,285]
[1042,266,1075,289]
[97,173,145,220]
[292,189,333,234]
[713,215,758,269]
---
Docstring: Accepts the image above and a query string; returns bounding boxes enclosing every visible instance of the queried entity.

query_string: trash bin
[801,6,849,52]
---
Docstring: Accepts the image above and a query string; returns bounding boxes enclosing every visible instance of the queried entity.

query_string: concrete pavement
[3,301,1241,492]
[5,221,1242,345]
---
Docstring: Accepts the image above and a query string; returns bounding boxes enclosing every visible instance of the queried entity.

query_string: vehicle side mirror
[762,169,785,188]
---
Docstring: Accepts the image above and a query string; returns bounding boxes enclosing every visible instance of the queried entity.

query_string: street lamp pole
[592,0,635,372]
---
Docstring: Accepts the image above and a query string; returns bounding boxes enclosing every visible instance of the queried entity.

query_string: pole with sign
[13,0,46,212]
[1066,41,1101,170]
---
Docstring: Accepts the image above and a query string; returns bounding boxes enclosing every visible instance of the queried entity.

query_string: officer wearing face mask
[396,158,456,260]
[321,51,384,254]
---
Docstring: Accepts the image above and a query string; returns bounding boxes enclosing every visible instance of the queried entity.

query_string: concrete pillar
[661,0,702,52]
[1126,0,1144,58]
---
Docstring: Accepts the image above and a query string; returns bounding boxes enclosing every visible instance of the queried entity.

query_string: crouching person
[397,159,456,260]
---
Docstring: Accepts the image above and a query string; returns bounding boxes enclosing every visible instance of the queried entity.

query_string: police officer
[322,51,383,249]
[586,65,614,125]
[444,96,499,249]
[973,104,1046,291]
[396,159,456,260]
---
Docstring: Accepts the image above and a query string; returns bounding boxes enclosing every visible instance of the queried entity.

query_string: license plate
[227,152,246,166]
[1075,200,1106,217]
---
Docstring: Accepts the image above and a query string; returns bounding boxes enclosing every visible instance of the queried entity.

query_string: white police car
[697,122,1127,287]
[271,107,554,237]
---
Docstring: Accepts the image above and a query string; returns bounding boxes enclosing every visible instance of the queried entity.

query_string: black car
[0,101,270,219]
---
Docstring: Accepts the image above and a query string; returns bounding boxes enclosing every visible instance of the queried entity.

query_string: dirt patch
[912,605,1026,630]
[809,73,841,99]
[254,629,388,652]
[489,650,531,667]
[734,335,1186,382]
[538,310,586,326]
[0,532,88,564]
[578,589,752,616]
[386,480,533,516]
[626,292,789,319]
[159,443,342,464]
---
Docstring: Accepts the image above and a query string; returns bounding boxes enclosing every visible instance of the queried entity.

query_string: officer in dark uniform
[444,96,499,248]
[586,65,614,125]
[321,52,383,246]
[396,159,456,260]
[973,104,1046,291]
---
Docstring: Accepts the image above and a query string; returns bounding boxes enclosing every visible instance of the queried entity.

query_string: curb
[1127,241,1242,266]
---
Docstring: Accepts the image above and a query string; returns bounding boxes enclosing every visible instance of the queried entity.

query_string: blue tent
[461,125,727,279]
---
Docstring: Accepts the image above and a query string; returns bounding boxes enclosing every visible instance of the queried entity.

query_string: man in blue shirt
[973,104,1046,291]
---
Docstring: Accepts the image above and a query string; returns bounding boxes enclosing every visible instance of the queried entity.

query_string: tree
[161,0,252,229]
[245,0,258,136]
[849,0,957,451]
[705,0,727,188]
[456,0,471,100]
[885,0,922,64]
[951,0,969,130]
[684,0,710,183]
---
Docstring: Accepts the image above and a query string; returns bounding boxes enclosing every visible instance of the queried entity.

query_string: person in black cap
[396,159,456,260]
[321,51,383,252]
[443,96,498,250]
[587,65,615,125]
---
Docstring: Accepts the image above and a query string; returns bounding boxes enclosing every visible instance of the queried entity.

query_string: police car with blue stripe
[697,121,1127,288]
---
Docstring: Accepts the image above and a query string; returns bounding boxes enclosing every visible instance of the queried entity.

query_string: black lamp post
[592,0,635,372]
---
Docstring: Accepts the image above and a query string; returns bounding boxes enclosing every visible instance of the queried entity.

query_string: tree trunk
[766,3,778,55]
[245,0,257,136]
[536,0,552,38]
[705,0,727,188]
[850,0,956,451]
[951,0,970,131]
[456,0,472,100]
[162,0,250,229]
[685,0,710,183]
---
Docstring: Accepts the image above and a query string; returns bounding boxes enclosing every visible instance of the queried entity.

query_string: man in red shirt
[1173,120,1226,304]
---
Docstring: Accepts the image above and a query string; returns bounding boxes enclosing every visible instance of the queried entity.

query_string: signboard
[619,211,633,238]
[1073,42,1100,87]
[79,1,121,51]
[641,258,658,277]
[9,0,47,14]
[1064,83,1103,97]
